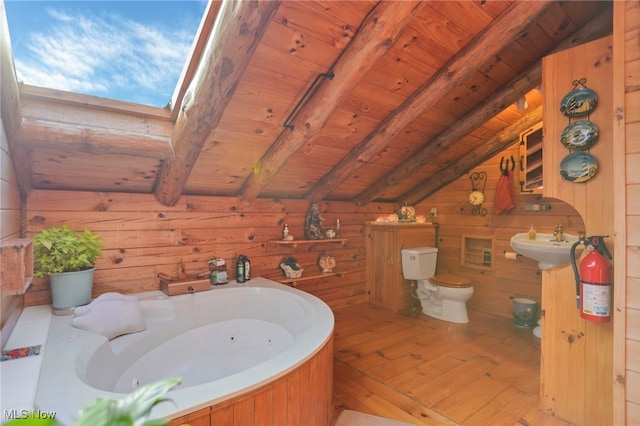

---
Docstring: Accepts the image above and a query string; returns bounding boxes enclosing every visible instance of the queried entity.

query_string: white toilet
[401,247,474,324]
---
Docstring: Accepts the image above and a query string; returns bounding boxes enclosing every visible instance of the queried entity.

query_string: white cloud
[14,7,196,107]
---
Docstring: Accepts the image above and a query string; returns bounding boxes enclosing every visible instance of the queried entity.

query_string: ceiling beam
[169,0,223,121]
[355,67,542,206]
[154,0,281,206]
[237,0,424,203]
[400,105,543,206]
[354,7,613,206]
[19,84,172,120]
[303,0,554,204]
[1,0,32,199]
[0,1,20,138]
[14,118,175,160]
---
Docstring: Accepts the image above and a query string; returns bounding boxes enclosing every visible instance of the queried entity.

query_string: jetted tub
[35,278,335,424]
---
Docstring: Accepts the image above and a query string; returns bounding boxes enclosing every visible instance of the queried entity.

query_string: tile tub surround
[0,305,52,422]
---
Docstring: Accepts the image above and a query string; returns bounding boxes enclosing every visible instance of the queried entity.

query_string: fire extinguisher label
[582,282,610,317]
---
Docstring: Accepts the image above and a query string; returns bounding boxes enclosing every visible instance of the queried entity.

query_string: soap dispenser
[527,224,536,240]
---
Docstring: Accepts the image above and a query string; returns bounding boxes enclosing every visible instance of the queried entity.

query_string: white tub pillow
[72,292,146,340]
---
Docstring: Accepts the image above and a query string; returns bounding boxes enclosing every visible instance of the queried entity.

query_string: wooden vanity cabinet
[365,223,437,312]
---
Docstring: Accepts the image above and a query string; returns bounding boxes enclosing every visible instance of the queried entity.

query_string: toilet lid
[429,274,471,288]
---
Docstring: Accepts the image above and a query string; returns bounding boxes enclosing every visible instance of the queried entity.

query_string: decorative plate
[560,87,597,117]
[560,152,598,183]
[560,120,599,150]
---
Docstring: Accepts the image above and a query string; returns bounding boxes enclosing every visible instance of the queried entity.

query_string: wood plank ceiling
[2,0,613,207]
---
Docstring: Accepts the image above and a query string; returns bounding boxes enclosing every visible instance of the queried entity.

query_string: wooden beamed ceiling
[1,0,613,207]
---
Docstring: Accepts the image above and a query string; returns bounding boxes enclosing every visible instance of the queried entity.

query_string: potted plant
[33,224,103,314]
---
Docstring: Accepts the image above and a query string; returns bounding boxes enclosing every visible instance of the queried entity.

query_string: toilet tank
[401,247,438,280]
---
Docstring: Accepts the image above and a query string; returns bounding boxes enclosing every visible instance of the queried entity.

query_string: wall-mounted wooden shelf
[269,238,350,286]
[0,238,34,295]
[279,270,353,287]
[268,238,347,248]
[519,121,543,194]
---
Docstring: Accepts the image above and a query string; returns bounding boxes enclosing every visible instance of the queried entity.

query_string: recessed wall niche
[461,235,495,271]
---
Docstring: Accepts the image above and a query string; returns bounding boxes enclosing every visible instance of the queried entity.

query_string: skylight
[5,1,207,108]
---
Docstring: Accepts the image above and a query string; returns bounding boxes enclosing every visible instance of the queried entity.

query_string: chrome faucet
[553,224,563,241]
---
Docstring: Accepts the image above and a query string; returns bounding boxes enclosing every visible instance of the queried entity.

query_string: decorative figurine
[304,203,326,240]
[318,253,336,273]
[397,204,416,222]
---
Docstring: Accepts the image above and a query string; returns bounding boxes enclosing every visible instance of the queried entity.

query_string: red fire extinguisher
[570,235,612,322]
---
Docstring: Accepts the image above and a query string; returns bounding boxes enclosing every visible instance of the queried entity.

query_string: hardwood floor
[331,303,571,426]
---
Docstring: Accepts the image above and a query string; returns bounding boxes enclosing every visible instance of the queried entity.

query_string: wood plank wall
[23,145,584,323]
[0,121,24,349]
[542,35,614,425]
[618,2,640,423]
[23,191,397,309]
[0,124,20,239]
[416,144,584,319]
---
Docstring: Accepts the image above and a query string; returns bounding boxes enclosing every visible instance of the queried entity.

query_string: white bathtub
[34,278,334,424]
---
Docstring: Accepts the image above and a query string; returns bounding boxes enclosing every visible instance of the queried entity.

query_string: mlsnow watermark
[3,409,57,420]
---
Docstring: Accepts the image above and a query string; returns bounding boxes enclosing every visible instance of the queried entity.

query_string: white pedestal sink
[510,233,582,270]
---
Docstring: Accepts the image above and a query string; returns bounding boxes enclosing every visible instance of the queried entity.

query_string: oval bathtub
[35,278,335,424]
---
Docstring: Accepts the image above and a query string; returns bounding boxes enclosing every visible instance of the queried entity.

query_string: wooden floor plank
[386,354,464,395]
[334,360,456,426]
[461,385,539,426]
[433,374,511,424]
[411,355,499,406]
[332,304,572,426]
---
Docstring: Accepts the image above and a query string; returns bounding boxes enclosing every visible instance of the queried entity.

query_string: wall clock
[468,190,485,205]
[468,171,487,216]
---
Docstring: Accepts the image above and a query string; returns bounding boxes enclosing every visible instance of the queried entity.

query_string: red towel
[494,171,517,214]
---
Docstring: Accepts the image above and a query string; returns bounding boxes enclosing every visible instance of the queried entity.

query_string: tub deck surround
[34,278,335,424]
[0,305,52,420]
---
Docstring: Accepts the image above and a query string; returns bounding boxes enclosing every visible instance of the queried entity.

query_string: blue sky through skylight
[5,1,208,108]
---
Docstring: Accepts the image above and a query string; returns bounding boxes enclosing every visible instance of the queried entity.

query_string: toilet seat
[429,274,471,288]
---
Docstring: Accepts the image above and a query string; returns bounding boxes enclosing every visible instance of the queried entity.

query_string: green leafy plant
[2,378,181,426]
[33,224,103,277]
[73,377,181,426]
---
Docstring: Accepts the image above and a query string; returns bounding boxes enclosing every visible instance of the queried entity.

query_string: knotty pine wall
[617,2,640,422]
[0,125,20,239]
[416,143,585,319]
[23,142,585,321]
[23,191,397,310]
[1,121,24,348]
